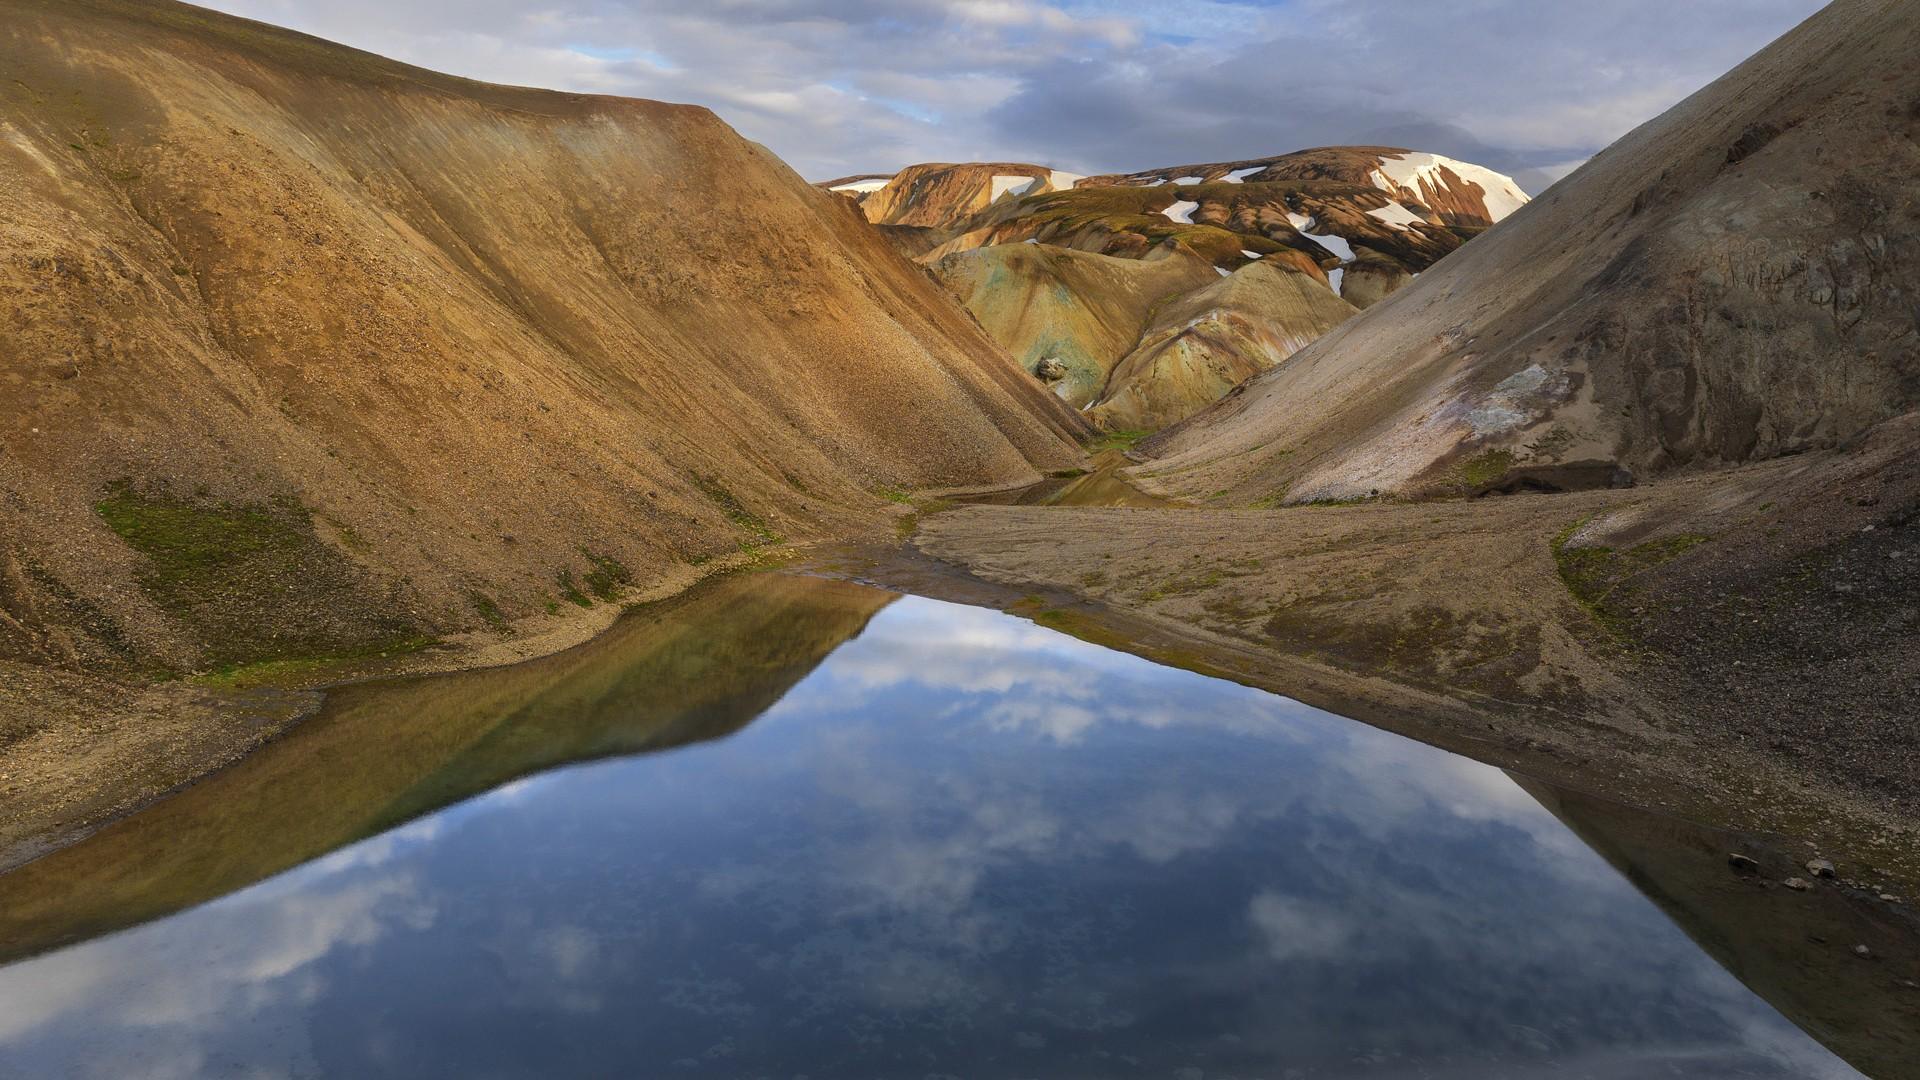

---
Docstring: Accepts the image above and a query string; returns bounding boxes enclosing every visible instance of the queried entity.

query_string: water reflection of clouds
[0,592,1858,1078]
[0,862,437,1077]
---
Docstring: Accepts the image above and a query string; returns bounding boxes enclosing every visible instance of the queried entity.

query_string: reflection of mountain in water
[1517,777,1920,1080]
[0,575,894,963]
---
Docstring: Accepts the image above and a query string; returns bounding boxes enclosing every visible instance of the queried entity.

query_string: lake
[0,574,1862,1078]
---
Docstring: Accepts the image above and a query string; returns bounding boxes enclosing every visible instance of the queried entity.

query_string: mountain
[1086,147,1530,228]
[827,146,1530,303]
[1087,260,1359,432]
[1133,0,1920,503]
[930,241,1355,431]
[827,147,1528,430]
[928,243,1221,413]
[0,0,1087,681]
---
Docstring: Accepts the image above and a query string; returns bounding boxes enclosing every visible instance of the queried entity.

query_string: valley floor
[914,427,1920,895]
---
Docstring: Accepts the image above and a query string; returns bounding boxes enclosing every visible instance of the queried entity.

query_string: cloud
[192,0,1824,190]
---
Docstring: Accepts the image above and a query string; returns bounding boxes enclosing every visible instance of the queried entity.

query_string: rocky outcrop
[0,0,1088,677]
[1135,0,1920,505]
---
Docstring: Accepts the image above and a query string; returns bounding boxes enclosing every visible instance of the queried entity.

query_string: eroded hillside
[0,0,1088,682]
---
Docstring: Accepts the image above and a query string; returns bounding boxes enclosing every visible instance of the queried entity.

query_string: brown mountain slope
[1133,0,1919,504]
[0,0,1087,680]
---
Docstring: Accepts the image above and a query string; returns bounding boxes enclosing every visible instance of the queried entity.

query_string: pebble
[1806,858,1837,878]
[1783,877,1811,891]
[1853,944,1872,958]
[1728,853,1760,875]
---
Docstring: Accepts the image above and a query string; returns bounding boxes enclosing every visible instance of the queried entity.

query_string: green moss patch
[95,481,426,673]
[581,550,633,601]
[1456,448,1516,490]
[1553,518,1710,635]
[1087,429,1152,453]
[694,476,784,548]
[557,569,593,608]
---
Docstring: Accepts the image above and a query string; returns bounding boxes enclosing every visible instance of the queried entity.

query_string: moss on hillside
[95,481,426,672]
[1552,518,1710,636]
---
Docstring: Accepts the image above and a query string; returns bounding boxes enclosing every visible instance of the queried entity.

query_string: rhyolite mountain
[0,0,1088,681]
[825,147,1529,430]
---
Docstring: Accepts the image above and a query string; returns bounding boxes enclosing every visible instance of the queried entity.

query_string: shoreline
[0,545,791,875]
[4,475,1916,903]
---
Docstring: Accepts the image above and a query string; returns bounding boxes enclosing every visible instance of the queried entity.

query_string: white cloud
[190,0,1824,189]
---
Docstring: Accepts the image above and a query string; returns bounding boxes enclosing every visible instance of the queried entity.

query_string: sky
[196,0,1827,192]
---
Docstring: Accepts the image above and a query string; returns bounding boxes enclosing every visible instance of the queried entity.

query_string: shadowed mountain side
[1088,260,1360,433]
[1133,0,1920,504]
[1518,778,1920,1080]
[0,573,893,965]
[930,244,1221,410]
[0,0,1086,679]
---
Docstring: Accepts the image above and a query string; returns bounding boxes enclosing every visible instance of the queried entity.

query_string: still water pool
[0,576,1858,1078]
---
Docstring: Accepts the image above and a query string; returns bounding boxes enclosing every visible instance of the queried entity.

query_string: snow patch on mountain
[830,176,891,194]
[1301,226,1354,263]
[1162,200,1198,224]
[992,174,1042,200]
[1372,153,1529,222]
[1367,201,1426,229]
